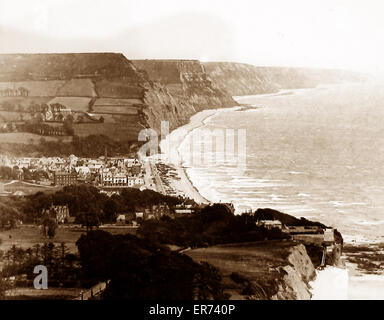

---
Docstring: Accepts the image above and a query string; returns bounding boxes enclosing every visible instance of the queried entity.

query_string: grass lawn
[3,181,60,195]
[0,225,137,254]
[0,132,72,144]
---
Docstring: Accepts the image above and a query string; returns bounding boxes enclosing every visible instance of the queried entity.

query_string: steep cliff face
[132,60,237,132]
[203,62,368,96]
[271,244,316,300]
[186,241,316,300]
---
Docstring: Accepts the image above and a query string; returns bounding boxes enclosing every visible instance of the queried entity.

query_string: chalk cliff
[203,62,369,96]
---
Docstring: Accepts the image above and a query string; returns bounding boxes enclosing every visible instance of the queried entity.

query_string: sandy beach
[157,107,240,204]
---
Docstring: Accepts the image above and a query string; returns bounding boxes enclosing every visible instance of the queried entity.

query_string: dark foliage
[138,204,290,248]
[76,230,226,299]
[0,134,139,158]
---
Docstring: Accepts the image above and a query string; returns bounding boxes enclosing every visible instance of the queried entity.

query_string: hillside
[203,62,369,96]
[0,54,237,144]
[0,54,369,148]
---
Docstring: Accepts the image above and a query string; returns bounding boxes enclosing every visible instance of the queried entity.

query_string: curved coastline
[159,106,241,204]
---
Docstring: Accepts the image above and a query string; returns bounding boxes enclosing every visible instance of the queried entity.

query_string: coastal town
[0,154,183,196]
[0,153,201,225]
[0,154,145,192]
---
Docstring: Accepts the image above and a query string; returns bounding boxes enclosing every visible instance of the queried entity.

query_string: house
[257,219,283,230]
[152,203,171,219]
[286,226,323,234]
[54,205,70,224]
[116,214,126,224]
[113,173,128,186]
[174,203,195,215]
[41,204,70,223]
[135,212,144,219]
[324,228,335,243]
[54,172,78,186]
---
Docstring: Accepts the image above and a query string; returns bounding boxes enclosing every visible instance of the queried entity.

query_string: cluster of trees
[0,166,21,180]
[1,116,74,136]
[8,185,185,229]
[1,243,80,289]
[254,208,343,244]
[0,135,139,158]
[0,101,46,113]
[76,230,227,299]
[0,201,21,229]
[138,204,290,248]
[0,166,49,182]
[15,122,68,136]
[0,101,25,112]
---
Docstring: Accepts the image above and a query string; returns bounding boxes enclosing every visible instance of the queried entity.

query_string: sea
[176,82,384,299]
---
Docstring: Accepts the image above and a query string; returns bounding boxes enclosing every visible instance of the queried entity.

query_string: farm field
[0,80,65,96]
[73,121,141,141]
[0,97,53,108]
[48,96,92,112]
[0,132,72,144]
[0,110,32,122]
[92,105,138,114]
[94,79,144,99]
[93,98,142,106]
[56,78,97,97]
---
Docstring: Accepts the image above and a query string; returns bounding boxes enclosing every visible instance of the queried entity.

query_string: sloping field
[0,132,72,144]
[92,97,141,114]
[0,97,52,108]
[48,96,92,112]
[92,106,138,114]
[73,122,141,141]
[0,111,32,122]
[0,53,141,81]
[56,78,97,97]
[3,180,57,194]
[93,98,142,105]
[0,80,65,96]
[94,78,144,99]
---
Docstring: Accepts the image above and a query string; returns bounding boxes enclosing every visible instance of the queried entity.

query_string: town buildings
[0,155,146,190]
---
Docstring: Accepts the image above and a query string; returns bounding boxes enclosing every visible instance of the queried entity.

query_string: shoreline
[158,106,241,204]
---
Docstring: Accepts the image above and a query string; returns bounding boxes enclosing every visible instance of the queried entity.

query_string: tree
[103,199,117,223]
[41,216,57,239]
[0,202,20,229]
[63,118,74,136]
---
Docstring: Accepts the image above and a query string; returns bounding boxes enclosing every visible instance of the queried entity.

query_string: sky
[0,0,384,75]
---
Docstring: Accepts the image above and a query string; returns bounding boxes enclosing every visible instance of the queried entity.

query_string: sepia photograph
[0,0,383,309]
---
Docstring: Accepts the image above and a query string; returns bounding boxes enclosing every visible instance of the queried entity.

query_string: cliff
[186,241,316,300]
[203,62,369,96]
[131,59,237,132]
